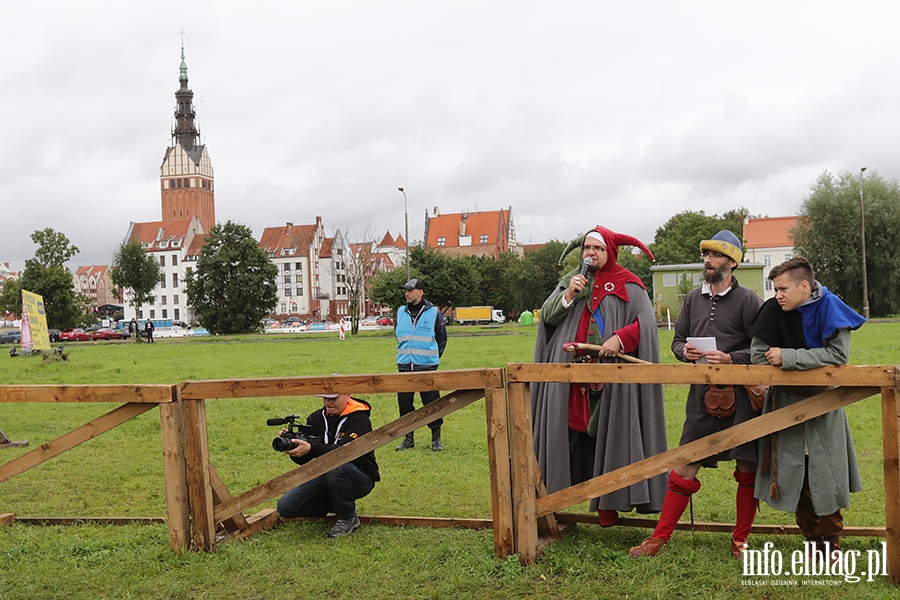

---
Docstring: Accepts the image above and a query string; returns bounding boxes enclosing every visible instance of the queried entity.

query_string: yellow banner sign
[21,289,51,351]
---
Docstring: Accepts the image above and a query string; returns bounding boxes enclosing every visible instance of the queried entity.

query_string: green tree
[0,278,21,319]
[31,228,79,267]
[109,240,162,314]
[792,170,900,316]
[17,229,87,329]
[184,221,278,334]
[368,246,480,316]
[650,208,751,265]
[513,241,566,312]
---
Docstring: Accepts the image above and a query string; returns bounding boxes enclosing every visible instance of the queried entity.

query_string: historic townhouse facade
[73,265,117,315]
[424,207,522,258]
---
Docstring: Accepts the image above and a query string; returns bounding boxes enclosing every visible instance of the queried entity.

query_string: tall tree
[368,246,480,315]
[108,240,162,314]
[512,241,566,314]
[792,170,900,316]
[337,225,381,335]
[0,278,21,320]
[650,208,751,266]
[184,221,278,334]
[17,229,87,329]
[31,228,79,267]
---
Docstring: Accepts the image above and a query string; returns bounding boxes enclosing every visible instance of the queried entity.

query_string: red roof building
[424,207,522,258]
[743,216,798,299]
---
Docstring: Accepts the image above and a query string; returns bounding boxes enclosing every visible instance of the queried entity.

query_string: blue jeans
[277,463,374,520]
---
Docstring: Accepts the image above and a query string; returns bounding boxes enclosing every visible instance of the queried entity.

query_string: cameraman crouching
[276,393,380,537]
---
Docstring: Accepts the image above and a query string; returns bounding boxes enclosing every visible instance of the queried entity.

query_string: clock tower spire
[160,42,215,233]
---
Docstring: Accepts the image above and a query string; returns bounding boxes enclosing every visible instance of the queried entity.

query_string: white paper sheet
[686,336,717,364]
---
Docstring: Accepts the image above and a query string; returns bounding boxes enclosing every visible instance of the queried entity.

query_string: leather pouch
[743,384,768,412]
[704,384,736,418]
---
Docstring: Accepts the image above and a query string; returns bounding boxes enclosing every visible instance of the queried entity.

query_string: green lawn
[0,324,898,599]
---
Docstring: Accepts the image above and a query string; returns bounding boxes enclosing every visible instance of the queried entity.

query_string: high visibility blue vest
[396,305,440,366]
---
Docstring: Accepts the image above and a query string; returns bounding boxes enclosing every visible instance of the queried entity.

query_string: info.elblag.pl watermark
[741,541,888,585]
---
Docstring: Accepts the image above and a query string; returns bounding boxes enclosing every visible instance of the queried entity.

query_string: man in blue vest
[395,278,448,451]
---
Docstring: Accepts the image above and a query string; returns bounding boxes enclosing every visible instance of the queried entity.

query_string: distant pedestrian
[144,319,155,343]
[129,318,138,344]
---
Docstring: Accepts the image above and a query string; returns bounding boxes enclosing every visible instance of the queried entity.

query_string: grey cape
[531,278,668,513]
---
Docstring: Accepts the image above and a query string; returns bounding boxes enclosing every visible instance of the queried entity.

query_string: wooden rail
[506,362,900,584]
[1,364,898,585]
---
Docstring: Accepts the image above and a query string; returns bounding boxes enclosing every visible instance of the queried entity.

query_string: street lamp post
[398,187,410,279]
[859,167,869,319]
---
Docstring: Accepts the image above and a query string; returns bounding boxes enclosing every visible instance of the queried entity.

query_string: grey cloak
[751,329,862,515]
[532,277,668,513]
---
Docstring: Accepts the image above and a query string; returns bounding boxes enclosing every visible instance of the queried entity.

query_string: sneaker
[327,515,360,538]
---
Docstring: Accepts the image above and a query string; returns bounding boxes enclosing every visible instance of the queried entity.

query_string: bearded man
[630,230,764,559]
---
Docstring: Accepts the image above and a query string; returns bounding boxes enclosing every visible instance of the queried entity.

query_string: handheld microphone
[579,257,592,278]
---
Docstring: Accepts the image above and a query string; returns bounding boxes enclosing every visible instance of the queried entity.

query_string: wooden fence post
[159,386,190,552]
[485,385,514,559]
[882,369,900,584]
[507,381,538,564]
[182,395,216,550]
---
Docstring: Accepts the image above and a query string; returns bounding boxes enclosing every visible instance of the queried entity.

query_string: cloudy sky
[3,1,897,270]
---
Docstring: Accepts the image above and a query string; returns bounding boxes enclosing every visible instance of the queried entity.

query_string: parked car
[48,328,61,342]
[91,327,124,341]
[377,316,394,326]
[0,329,21,344]
[60,328,91,342]
[361,316,379,326]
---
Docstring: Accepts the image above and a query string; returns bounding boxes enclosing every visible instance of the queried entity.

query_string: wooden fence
[2,364,899,584]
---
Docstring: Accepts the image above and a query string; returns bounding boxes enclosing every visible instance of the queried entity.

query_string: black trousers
[397,389,442,430]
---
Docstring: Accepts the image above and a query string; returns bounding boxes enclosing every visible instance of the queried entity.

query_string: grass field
[1,323,898,599]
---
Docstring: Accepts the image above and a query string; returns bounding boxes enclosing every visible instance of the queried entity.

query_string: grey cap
[400,278,425,290]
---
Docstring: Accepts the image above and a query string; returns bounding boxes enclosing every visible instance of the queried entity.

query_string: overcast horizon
[3,1,897,272]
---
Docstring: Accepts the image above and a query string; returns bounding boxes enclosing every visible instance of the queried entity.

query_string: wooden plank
[209,463,250,531]
[0,384,172,404]
[484,385,515,559]
[536,386,879,516]
[159,388,191,553]
[12,517,166,525]
[0,403,156,483]
[1,513,16,525]
[183,398,216,551]
[0,441,28,448]
[215,389,484,523]
[507,363,896,387]
[179,369,504,400]
[218,509,280,544]
[532,453,559,538]
[554,513,887,537]
[283,514,494,529]
[882,370,900,584]
[507,382,539,565]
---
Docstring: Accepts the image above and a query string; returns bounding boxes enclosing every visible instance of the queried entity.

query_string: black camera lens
[272,435,297,452]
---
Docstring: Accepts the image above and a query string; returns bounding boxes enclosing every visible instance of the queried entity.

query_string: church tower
[160,46,215,233]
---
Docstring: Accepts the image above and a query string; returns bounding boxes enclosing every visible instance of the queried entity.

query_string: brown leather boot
[629,537,667,558]
[823,536,842,569]
[731,537,748,560]
[598,510,619,527]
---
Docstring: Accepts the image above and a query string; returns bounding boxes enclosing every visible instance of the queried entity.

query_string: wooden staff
[561,342,652,365]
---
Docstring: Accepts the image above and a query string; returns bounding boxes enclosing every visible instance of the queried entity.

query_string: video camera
[267,415,322,452]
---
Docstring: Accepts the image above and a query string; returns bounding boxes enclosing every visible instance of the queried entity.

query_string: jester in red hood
[532,225,668,524]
